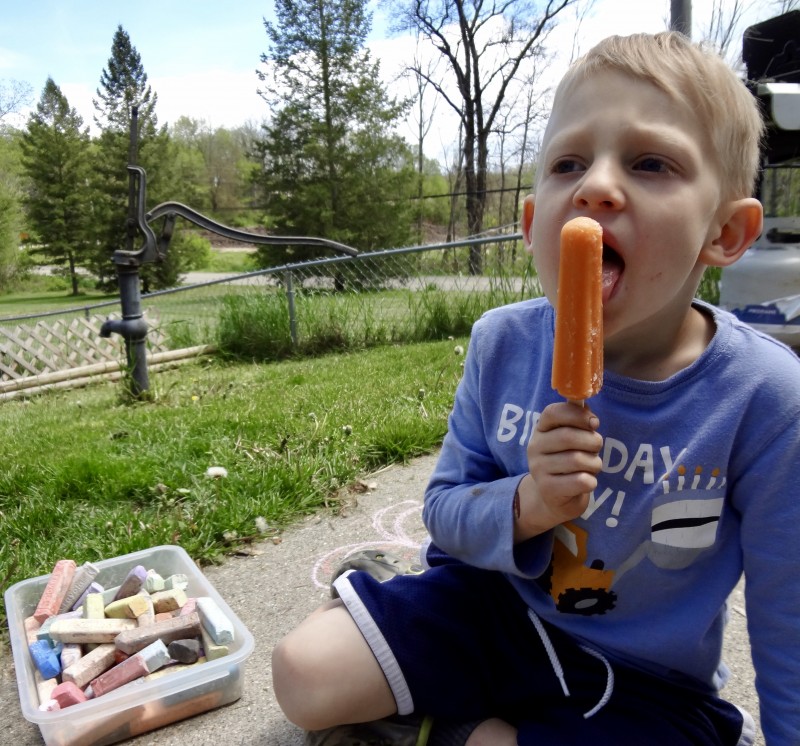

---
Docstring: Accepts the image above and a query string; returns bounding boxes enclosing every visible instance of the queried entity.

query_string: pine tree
[20,78,93,295]
[254,0,415,266]
[0,129,25,289]
[91,25,174,291]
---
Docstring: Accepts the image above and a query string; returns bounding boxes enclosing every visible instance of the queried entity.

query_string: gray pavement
[1,452,763,745]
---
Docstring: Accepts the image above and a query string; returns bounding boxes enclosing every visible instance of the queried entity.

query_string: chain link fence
[1,235,542,392]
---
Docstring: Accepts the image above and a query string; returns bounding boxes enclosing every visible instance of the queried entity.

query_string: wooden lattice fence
[0,311,206,401]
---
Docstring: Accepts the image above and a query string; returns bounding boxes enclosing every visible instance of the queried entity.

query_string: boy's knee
[272,602,396,730]
[272,633,325,729]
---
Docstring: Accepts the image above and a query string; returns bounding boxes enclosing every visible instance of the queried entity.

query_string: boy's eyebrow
[542,121,702,159]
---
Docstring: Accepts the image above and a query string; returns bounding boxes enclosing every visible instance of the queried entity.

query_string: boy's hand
[515,402,603,541]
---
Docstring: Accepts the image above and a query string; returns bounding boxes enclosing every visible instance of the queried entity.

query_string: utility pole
[671,0,692,36]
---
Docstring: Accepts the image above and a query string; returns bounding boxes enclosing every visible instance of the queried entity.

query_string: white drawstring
[578,644,614,718]
[527,609,570,696]
[527,609,614,718]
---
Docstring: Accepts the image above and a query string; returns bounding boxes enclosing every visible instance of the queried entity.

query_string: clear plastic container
[5,545,255,746]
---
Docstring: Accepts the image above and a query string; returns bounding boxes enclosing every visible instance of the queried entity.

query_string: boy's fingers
[537,402,599,433]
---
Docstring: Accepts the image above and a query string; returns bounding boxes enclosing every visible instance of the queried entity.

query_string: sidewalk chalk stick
[113,565,147,600]
[36,608,83,643]
[29,640,61,679]
[196,596,234,645]
[136,595,156,627]
[33,559,77,624]
[24,616,41,645]
[163,573,188,591]
[34,670,58,706]
[179,597,197,616]
[101,585,120,605]
[71,581,104,612]
[199,623,229,661]
[59,561,100,613]
[144,570,164,593]
[49,618,137,644]
[60,643,83,670]
[167,638,201,664]
[83,592,106,619]
[138,639,170,673]
[62,644,116,689]
[105,594,151,619]
[151,588,187,614]
[114,611,201,655]
[51,681,88,708]
[89,652,149,697]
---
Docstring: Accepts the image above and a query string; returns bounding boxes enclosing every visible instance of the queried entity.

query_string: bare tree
[406,44,441,243]
[701,0,756,62]
[390,0,584,274]
[0,79,33,124]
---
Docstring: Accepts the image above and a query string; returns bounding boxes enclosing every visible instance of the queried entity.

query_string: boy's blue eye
[552,159,583,174]
[635,157,670,173]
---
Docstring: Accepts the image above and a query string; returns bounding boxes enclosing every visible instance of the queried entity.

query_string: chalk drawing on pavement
[312,499,426,590]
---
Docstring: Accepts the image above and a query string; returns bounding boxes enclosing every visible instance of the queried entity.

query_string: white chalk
[196,597,234,645]
[137,639,171,673]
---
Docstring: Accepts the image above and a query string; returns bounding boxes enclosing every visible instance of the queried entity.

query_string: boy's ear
[700,198,763,268]
[522,195,535,253]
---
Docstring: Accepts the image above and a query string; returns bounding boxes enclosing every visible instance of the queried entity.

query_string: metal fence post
[285,270,298,347]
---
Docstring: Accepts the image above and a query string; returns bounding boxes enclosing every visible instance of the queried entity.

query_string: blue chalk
[29,640,61,679]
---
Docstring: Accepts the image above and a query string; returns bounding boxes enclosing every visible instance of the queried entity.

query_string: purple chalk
[113,565,147,601]
[71,581,105,612]
[29,640,61,680]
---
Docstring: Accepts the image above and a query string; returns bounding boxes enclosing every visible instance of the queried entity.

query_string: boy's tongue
[602,249,623,302]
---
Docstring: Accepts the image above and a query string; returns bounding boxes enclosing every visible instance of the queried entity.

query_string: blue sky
[0,1,279,130]
[0,1,774,150]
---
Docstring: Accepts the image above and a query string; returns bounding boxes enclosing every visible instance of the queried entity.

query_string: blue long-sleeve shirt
[423,297,800,745]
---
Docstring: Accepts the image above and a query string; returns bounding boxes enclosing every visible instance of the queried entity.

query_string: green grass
[204,250,257,274]
[0,286,116,318]
[0,338,468,636]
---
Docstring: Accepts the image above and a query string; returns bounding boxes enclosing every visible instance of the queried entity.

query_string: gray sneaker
[330,549,424,599]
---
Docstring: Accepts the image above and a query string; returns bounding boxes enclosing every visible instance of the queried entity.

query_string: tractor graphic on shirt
[539,493,725,616]
[538,522,617,615]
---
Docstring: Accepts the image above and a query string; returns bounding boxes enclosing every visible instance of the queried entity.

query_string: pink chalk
[33,560,77,624]
[179,597,198,616]
[23,616,42,645]
[89,652,149,697]
[51,681,88,708]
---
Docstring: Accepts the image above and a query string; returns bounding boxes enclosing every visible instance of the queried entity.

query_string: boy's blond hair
[548,32,764,200]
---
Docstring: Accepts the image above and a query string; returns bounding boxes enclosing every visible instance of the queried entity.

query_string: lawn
[0,337,468,636]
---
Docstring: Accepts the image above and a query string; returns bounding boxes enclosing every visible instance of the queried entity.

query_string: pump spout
[99,316,148,341]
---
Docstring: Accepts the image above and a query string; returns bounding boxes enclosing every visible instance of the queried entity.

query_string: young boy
[272,32,800,745]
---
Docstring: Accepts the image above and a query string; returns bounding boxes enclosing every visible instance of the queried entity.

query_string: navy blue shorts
[332,547,755,746]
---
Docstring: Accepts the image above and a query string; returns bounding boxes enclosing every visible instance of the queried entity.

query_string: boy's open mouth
[602,243,624,302]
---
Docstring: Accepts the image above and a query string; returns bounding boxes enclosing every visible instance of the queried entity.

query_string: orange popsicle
[551,216,603,403]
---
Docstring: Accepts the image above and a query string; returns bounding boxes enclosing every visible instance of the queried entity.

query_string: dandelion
[454,345,464,356]
[255,516,270,534]
[206,466,228,479]
[223,530,238,542]
[191,395,199,402]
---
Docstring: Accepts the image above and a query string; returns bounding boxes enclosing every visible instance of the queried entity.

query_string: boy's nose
[572,162,625,211]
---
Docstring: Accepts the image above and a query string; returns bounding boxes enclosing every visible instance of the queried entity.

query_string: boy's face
[526,70,729,356]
